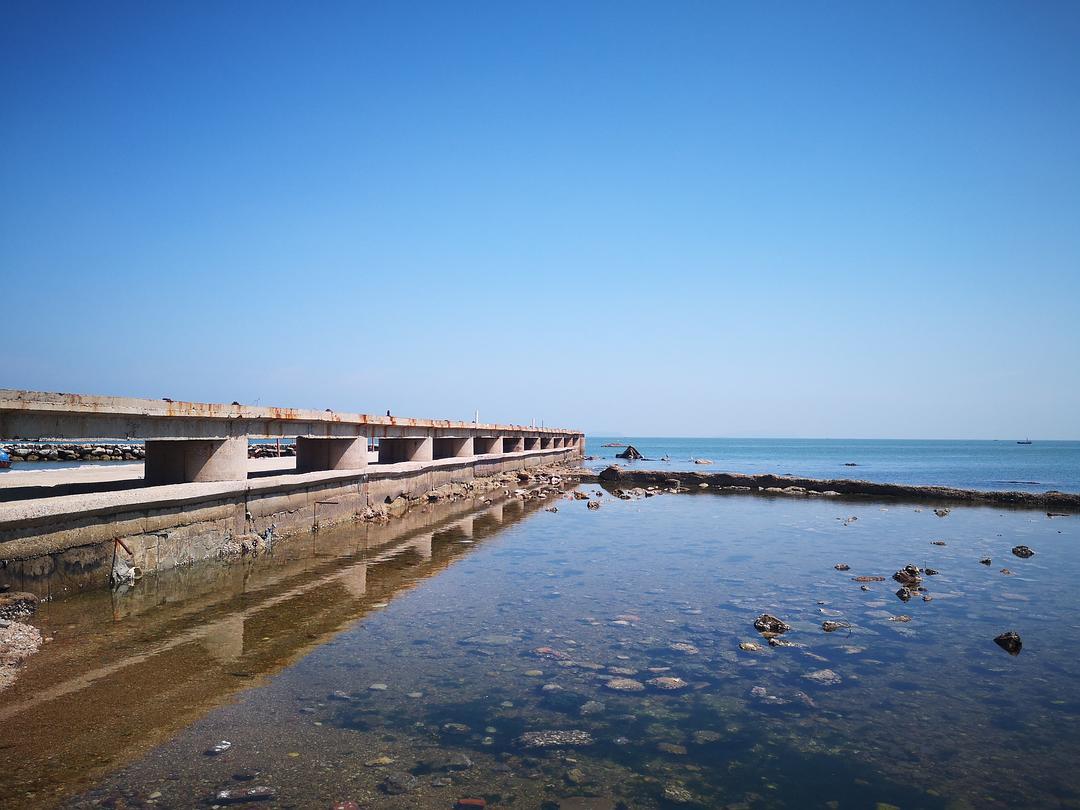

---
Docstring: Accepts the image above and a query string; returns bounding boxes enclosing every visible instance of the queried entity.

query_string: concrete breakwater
[2,443,146,462]
[1,442,300,463]
[591,465,1080,511]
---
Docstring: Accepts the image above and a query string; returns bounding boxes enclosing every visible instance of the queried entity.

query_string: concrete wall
[0,447,579,598]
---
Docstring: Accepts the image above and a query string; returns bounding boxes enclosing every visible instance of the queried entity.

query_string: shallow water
[586,437,1080,493]
[5,486,1079,809]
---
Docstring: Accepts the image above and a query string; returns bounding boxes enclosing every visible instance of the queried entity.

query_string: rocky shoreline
[585,464,1080,511]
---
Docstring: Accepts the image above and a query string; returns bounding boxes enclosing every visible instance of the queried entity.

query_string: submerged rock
[803,668,842,686]
[981,558,993,566]
[852,575,885,582]
[605,678,645,692]
[739,641,763,652]
[215,786,275,803]
[1011,545,1035,559]
[754,614,792,635]
[822,620,850,632]
[380,772,419,795]
[516,730,594,748]
[834,563,851,571]
[647,676,688,690]
[587,500,600,510]
[994,631,1023,655]
[668,641,700,655]
[663,783,696,804]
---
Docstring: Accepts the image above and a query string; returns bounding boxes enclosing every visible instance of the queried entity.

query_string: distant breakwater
[2,442,297,463]
[590,465,1080,511]
[2,443,145,462]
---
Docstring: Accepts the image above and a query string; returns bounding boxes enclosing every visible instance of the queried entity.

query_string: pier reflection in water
[0,489,543,808]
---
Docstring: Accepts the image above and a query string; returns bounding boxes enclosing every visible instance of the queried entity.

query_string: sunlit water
[586,437,1080,493]
[13,485,1071,810]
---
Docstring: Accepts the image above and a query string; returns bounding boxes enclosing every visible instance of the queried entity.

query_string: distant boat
[1017,438,1033,445]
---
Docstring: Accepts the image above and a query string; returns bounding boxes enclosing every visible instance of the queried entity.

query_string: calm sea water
[587,437,1080,493]
[12,483,1074,809]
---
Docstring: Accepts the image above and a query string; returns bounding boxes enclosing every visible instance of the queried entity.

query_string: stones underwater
[516,730,594,748]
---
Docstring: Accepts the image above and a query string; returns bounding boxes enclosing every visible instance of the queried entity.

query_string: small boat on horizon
[1017,438,1033,445]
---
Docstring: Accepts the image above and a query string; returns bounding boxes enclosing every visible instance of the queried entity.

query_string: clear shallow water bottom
[65,489,1080,809]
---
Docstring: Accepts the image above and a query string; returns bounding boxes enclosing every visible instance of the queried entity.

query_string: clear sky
[2,1,1078,438]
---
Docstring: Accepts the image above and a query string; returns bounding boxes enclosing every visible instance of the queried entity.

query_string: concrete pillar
[378,436,434,464]
[474,436,501,455]
[295,436,368,472]
[433,437,473,459]
[502,436,524,453]
[144,436,248,484]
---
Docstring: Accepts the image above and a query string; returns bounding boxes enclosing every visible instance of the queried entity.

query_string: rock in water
[647,676,688,690]
[994,631,1023,655]
[604,678,645,692]
[892,564,922,586]
[822,620,850,632]
[1011,545,1035,559]
[834,563,851,571]
[616,445,643,460]
[516,730,594,748]
[214,787,275,804]
[754,614,792,635]
[380,773,419,794]
[803,668,842,686]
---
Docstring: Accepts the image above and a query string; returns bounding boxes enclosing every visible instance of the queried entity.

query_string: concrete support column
[433,437,473,459]
[295,436,368,472]
[474,436,501,455]
[144,436,248,484]
[378,437,434,464]
[502,436,524,453]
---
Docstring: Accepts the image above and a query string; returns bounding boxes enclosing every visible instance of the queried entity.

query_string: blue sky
[2,1,1078,438]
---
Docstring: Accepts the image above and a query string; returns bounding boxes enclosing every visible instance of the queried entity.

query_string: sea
[585,437,1080,494]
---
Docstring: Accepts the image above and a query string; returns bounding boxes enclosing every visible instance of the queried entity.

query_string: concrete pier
[0,389,584,595]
